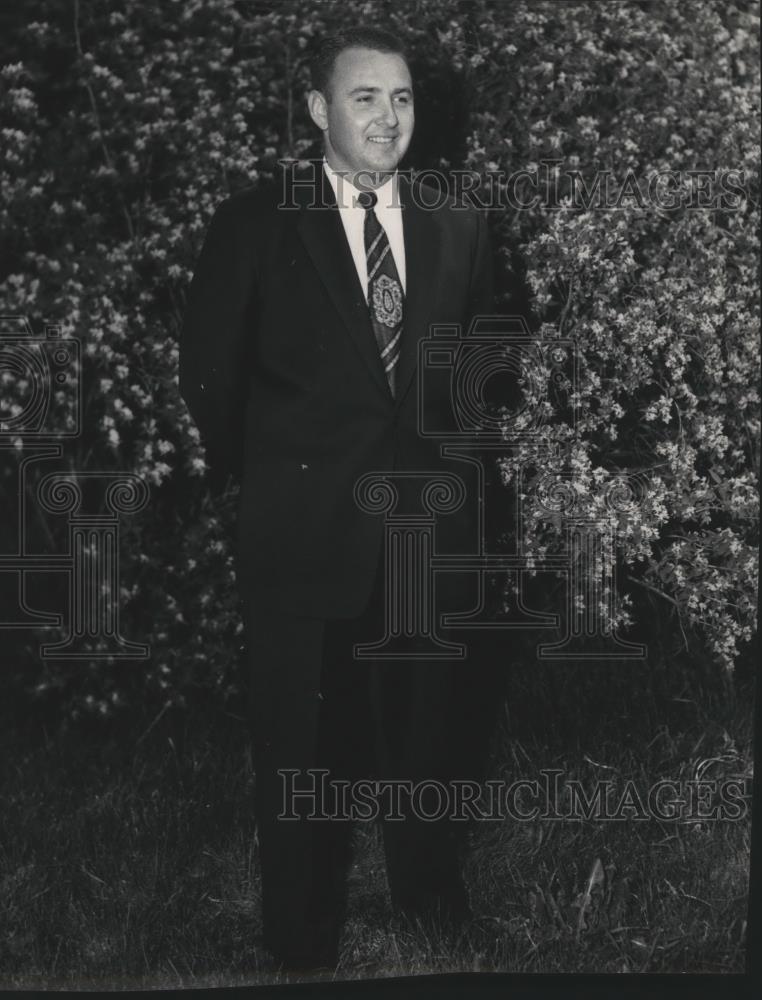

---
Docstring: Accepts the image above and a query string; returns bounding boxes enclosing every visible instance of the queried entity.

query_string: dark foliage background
[0,0,758,733]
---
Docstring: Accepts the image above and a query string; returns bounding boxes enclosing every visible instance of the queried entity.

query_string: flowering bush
[464,0,759,672]
[0,0,757,719]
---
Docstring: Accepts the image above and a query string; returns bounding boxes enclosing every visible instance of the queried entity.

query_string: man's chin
[360,146,406,175]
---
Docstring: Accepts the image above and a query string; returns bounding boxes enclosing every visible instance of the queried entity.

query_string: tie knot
[356,189,378,211]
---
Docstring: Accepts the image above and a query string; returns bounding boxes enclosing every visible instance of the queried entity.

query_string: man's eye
[395,96,411,105]
[356,95,372,104]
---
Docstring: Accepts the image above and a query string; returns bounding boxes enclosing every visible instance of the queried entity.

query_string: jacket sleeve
[467,208,495,326]
[179,195,258,490]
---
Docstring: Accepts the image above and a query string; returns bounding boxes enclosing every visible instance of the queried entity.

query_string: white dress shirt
[323,158,406,300]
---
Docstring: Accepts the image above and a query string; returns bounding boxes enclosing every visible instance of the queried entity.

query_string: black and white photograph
[0,0,758,994]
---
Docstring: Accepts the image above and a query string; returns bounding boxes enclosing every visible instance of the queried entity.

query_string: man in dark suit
[180,26,495,971]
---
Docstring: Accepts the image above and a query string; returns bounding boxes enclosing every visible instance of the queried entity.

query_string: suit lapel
[395,173,442,408]
[295,163,391,398]
[294,162,442,406]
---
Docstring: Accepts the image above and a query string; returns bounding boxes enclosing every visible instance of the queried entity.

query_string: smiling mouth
[367,136,397,144]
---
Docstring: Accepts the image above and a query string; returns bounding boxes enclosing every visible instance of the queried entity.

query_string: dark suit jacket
[180,160,493,619]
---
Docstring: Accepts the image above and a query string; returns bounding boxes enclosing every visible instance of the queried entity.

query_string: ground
[0,657,752,987]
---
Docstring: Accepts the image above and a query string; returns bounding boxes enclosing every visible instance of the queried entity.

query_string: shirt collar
[323,157,398,211]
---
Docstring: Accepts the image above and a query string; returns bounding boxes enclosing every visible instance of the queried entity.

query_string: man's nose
[377,99,399,128]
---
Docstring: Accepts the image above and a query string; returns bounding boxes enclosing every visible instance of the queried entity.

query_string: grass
[0,654,753,988]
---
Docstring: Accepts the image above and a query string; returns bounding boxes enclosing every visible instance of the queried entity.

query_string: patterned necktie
[357,189,403,397]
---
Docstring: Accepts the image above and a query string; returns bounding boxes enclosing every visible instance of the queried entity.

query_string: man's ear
[307,89,329,131]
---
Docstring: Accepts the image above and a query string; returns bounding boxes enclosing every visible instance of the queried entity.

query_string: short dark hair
[309,27,409,97]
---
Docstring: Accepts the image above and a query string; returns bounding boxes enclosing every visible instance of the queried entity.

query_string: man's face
[309,46,414,186]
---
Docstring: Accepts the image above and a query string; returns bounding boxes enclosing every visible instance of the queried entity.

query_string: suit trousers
[241,551,475,964]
